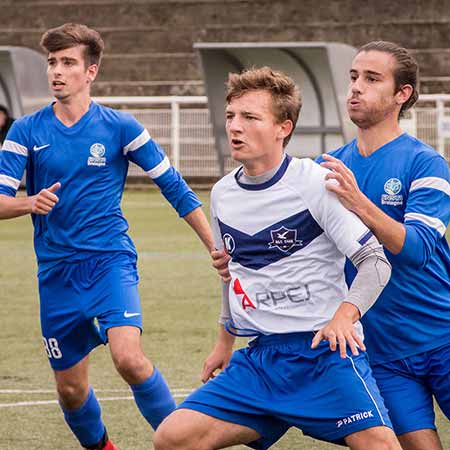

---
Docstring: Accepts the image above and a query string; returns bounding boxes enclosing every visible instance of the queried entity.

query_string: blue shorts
[179,332,392,449]
[39,252,142,370]
[372,342,450,435]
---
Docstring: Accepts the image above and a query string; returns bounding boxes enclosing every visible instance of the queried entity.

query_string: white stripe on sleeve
[410,177,450,196]
[0,174,21,190]
[123,129,151,155]
[404,212,446,236]
[146,156,170,179]
[2,140,28,157]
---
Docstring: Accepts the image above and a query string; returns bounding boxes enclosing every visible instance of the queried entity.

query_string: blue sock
[61,387,105,447]
[130,367,176,430]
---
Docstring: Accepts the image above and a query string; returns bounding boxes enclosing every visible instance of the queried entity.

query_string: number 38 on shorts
[42,337,63,359]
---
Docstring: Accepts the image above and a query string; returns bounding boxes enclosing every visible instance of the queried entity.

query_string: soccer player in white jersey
[0,23,214,450]
[153,67,401,450]
[317,42,450,450]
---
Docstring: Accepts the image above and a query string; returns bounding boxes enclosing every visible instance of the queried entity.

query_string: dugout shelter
[194,42,357,176]
[0,46,50,117]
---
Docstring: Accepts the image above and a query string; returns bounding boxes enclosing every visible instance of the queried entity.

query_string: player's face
[47,45,98,102]
[347,51,401,129]
[225,90,292,173]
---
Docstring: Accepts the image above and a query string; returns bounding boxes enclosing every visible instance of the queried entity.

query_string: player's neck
[242,151,284,177]
[356,119,403,156]
[53,95,92,127]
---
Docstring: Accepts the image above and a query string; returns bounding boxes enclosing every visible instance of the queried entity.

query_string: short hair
[226,66,302,147]
[357,41,419,118]
[40,23,104,67]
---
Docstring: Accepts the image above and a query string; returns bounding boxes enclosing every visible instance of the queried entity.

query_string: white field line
[0,388,194,408]
[0,388,192,394]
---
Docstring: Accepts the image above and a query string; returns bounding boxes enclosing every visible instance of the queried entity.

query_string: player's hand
[211,249,231,282]
[311,302,366,358]
[30,182,61,215]
[320,154,366,213]
[201,342,233,383]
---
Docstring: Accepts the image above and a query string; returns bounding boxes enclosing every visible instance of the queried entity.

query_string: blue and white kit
[180,155,392,448]
[318,133,450,434]
[0,101,201,369]
[212,155,371,337]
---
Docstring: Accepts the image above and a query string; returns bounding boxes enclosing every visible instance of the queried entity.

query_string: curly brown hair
[226,66,302,147]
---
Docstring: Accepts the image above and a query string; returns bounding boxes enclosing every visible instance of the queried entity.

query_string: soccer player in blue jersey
[153,67,402,450]
[318,42,450,450]
[0,23,214,450]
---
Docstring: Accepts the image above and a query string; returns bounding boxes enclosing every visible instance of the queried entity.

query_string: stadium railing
[93,95,450,181]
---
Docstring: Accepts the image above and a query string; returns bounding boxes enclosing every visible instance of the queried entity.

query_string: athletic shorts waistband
[249,331,316,347]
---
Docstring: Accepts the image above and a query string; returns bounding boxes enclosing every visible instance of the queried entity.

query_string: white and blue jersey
[182,155,392,447]
[318,133,450,365]
[211,155,373,337]
[0,102,201,272]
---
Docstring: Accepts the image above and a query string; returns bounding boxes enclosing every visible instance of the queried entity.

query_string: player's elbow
[394,225,435,270]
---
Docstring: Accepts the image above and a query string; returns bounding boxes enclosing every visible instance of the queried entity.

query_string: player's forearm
[0,194,32,219]
[352,195,406,254]
[183,206,215,251]
[216,324,236,349]
[218,281,232,324]
[347,236,392,317]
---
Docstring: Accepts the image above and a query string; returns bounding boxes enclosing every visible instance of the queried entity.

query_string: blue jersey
[318,133,450,364]
[0,102,201,272]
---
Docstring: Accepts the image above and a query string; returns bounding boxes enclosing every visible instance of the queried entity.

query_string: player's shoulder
[13,103,53,129]
[288,155,328,183]
[3,104,53,145]
[93,102,137,125]
[320,140,355,163]
[396,133,449,178]
[279,156,330,203]
[211,167,241,199]
[93,103,145,144]
[402,133,444,161]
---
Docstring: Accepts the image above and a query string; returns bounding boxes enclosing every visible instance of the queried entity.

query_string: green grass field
[0,190,448,450]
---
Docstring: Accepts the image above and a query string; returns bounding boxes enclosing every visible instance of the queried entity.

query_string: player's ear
[395,84,413,107]
[86,64,99,83]
[278,119,294,141]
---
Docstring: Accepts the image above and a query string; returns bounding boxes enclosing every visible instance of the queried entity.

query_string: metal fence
[94,96,219,178]
[401,94,450,163]
[94,95,450,179]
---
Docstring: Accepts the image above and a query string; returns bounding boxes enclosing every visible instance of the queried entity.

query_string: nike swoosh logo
[33,144,50,151]
[123,311,141,318]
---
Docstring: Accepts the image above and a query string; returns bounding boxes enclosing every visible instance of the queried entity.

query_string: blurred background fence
[94,94,450,180]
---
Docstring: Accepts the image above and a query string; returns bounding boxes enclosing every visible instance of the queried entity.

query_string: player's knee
[56,380,89,409]
[347,427,401,450]
[112,350,149,381]
[154,417,207,450]
[153,421,184,450]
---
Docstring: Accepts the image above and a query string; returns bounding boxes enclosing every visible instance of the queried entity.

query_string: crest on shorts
[87,143,106,167]
[268,226,302,253]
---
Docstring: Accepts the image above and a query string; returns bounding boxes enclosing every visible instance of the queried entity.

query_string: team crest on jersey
[87,143,106,167]
[268,226,302,253]
[381,178,403,206]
